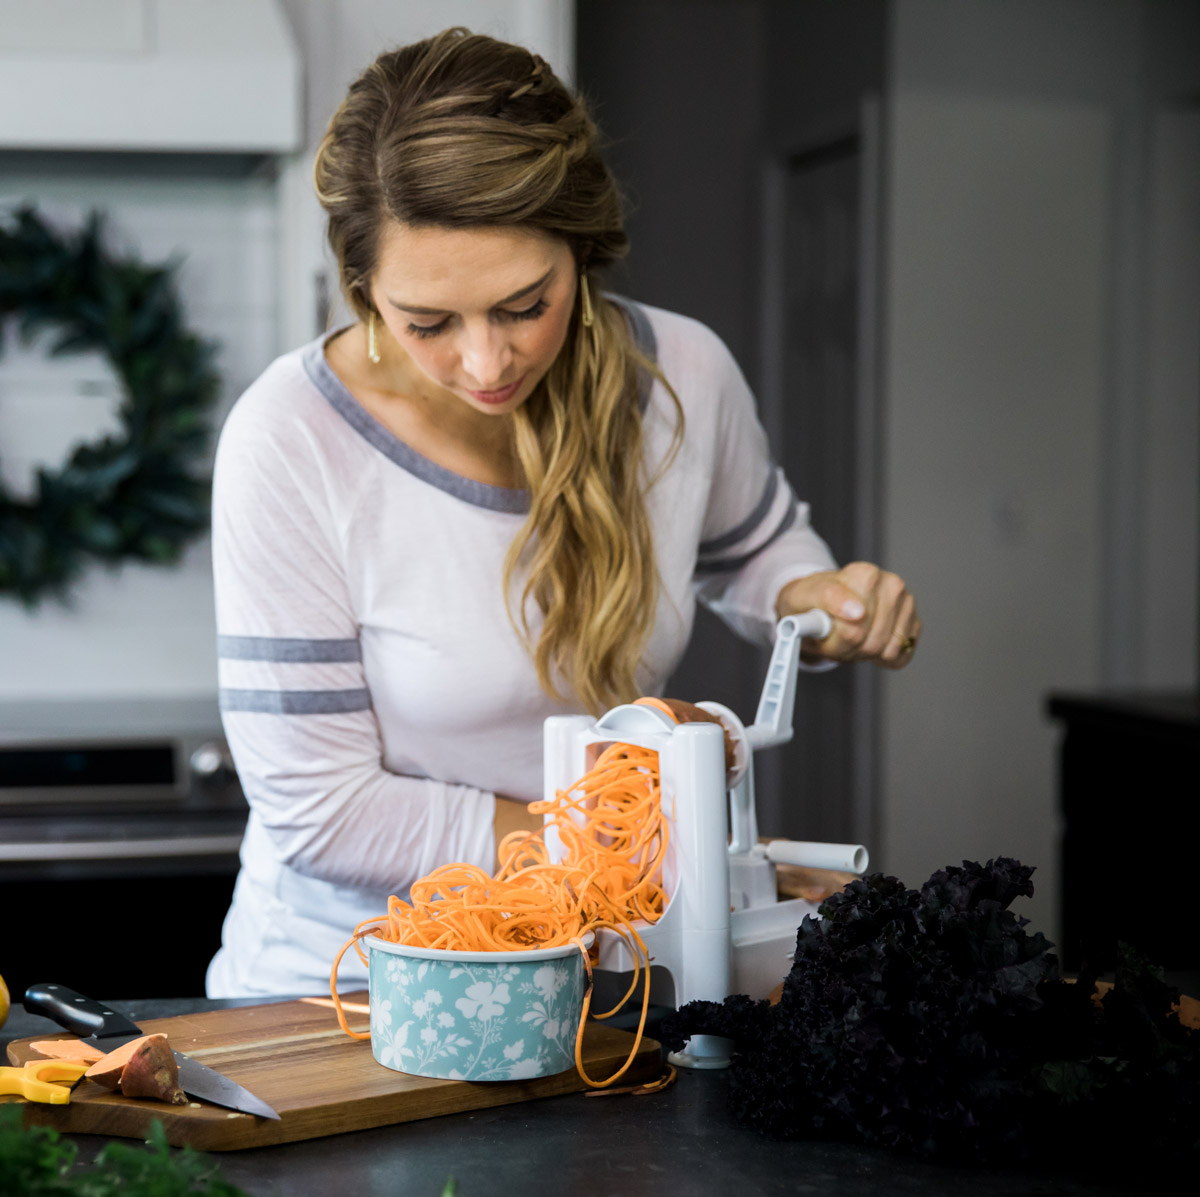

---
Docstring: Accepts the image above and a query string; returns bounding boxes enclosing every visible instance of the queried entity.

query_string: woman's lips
[465,375,525,406]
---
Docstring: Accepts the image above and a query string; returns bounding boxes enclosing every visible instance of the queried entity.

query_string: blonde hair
[314,28,681,713]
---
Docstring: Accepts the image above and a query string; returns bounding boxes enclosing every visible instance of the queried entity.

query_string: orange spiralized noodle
[330,742,668,1088]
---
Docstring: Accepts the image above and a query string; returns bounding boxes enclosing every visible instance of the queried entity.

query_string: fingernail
[841,599,865,619]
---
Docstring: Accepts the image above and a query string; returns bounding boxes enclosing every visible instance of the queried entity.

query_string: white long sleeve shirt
[205,300,836,997]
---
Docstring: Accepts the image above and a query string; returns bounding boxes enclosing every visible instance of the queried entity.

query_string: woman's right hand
[776,561,921,669]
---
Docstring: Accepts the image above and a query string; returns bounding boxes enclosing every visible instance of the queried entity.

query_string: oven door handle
[0,835,244,863]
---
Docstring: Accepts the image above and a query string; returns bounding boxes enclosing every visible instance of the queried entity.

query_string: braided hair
[314,28,682,714]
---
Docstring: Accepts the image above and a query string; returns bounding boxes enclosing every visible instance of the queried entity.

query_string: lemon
[0,972,8,1030]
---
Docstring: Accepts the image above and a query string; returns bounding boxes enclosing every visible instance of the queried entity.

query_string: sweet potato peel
[84,1033,187,1105]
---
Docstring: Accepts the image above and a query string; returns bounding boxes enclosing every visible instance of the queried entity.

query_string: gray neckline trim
[302,295,657,514]
[303,339,530,514]
[616,296,658,402]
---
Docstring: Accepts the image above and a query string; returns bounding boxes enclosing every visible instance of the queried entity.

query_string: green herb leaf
[0,1108,250,1196]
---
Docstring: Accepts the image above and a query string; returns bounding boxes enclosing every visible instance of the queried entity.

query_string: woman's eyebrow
[388,268,554,316]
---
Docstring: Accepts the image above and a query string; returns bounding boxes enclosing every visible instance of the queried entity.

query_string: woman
[206,28,921,998]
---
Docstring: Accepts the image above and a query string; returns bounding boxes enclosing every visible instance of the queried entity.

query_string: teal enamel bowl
[365,936,589,1081]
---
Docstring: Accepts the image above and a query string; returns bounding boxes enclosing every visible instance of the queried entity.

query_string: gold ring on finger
[899,636,916,654]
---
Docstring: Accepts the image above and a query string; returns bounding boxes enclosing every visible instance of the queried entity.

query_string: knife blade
[23,983,280,1120]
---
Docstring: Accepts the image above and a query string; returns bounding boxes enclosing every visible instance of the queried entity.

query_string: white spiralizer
[542,608,869,1068]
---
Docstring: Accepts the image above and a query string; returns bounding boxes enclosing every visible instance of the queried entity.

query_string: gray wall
[579,0,1200,942]
[880,0,1200,939]
[576,0,888,845]
[576,1,768,371]
[576,0,777,828]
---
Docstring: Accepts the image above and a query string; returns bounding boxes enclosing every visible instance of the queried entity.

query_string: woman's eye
[501,298,548,323]
[407,319,449,339]
[404,298,546,339]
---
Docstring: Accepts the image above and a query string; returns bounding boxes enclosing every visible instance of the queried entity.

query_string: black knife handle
[24,983,142,1038]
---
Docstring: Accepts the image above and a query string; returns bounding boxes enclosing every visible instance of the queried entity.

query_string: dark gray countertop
[0,997,1165,1196]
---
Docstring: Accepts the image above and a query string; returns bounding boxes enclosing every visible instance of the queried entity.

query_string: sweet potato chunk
[84,1033,187,1104]
[84,1037,143,1089]
[119,1036,187,1105]
[30,1038,105,1063]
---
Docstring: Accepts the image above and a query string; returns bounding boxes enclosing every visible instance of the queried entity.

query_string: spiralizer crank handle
[747,609,833,751]
[765,839,869,874]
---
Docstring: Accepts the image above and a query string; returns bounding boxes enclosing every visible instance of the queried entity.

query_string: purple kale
[663,857,1200,1165]
[662,859,1059,1161]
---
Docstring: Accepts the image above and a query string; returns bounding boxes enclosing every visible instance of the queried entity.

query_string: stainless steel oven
[0,696,248,998]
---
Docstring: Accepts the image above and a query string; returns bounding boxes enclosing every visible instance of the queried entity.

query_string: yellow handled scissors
[0,1059,90,1104]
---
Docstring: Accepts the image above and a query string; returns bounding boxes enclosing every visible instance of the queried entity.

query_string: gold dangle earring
[579,270,595,328]
[367,311,381,364]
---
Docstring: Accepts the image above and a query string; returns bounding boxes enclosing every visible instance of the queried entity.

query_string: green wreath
[0,206,220,606]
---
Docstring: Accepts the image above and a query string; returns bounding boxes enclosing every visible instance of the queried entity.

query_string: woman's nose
[459,325,513,388]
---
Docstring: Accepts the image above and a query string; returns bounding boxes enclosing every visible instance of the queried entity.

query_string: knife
[23,983,281,1120]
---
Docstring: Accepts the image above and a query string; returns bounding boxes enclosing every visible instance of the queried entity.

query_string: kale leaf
[661,857,1200,1165]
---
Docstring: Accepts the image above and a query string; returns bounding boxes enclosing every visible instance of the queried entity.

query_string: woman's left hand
[776,561,921,669]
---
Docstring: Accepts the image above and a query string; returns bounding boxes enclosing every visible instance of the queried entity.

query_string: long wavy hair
[314,27,681,713]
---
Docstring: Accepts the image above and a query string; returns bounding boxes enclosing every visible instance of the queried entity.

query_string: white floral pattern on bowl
[366,937,589,1081]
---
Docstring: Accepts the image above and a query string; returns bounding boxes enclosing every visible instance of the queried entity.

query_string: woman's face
[368,221,578,417]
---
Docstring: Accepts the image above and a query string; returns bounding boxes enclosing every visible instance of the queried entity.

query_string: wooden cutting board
[4,991,662,1151]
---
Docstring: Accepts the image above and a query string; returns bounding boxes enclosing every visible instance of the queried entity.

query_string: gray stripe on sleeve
[693,500,798,576]
[219,688,372,714]
[698,472,780,558]
[217,636,363,663]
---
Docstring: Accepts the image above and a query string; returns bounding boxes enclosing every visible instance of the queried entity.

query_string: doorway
[575,3,883,850]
